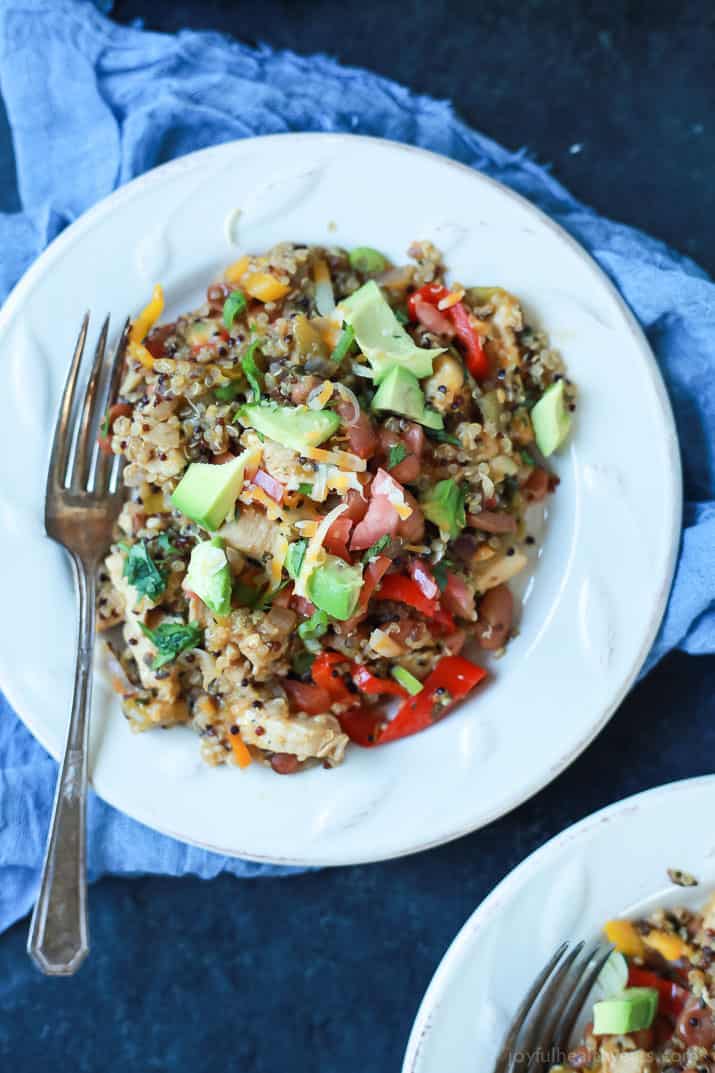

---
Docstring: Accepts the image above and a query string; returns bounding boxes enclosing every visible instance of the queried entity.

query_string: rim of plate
[403,774,715,1072]
[0,133,682,864]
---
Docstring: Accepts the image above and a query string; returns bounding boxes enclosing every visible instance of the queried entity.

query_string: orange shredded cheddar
[230,733,252,768]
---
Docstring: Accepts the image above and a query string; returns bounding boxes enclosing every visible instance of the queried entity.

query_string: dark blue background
[1,4,714,1070]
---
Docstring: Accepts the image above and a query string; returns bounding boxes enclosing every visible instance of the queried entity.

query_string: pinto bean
[523,467,550,503]
[290,375,320,404]
[676,997,715,1048]
[467,510,517,534]
[397,490,425,543]
[270,753,300,775]
[473,584,513,650]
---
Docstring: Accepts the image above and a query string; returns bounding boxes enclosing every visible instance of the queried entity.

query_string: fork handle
[27,557,95,975]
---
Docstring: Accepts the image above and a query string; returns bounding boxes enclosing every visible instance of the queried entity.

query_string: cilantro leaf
[241,339,263,402]
[223,289,247,330]
[297,482,313,496]
[122,541,166,602]
[152,532,179,557]
[285,540,308,580]
[387,443,408,471]
[214,381,242,403]
[432,561,449,592]
[427,429,461,447]
[520,449,535,465]
[362,535,391,563]
[139,621,202,670]
[291,650,315,678]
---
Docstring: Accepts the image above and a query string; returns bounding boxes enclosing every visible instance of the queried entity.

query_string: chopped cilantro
[241,339,263,402]
[223,290,247,330]
[362,535,391,563]
[122,541,166,602]
[139,621,202,670]
[387,443,408,471]
[297,482,313,496]
[427,429,461,447]
[432,561,449,592]
[520,449,535,466]
[291,650,315,678]
[297,610,329,642]
[214,381,242,403]
[394,308,409,325]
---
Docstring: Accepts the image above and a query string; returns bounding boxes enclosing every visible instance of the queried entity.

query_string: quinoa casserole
[97,240,576,775]
[550,891,715,1073]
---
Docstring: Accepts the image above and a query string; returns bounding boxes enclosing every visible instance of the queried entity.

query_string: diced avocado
[421,478,466,539]
[185,537,232,616]
[592,988,658,1036]
[371,367,425,421]
[338,280,444,382]
[307,555,363,621]
[239,402,339,452]
[531,380,571,456]
[171,447,259,531]
[348,247,388,274]
[419,407,444,431]
[371,366,444,430]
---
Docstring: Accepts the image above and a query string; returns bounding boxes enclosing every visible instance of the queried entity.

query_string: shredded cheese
[269,533,289,590]
[239,485,282,520]
[128,283,164,369]
[293,502,349,599]
[369,628,404,658]
[294,520,318,537]
[301,445,367,472]
[307,381,335,410]
[437,288,465,311]
[324,467,363,496]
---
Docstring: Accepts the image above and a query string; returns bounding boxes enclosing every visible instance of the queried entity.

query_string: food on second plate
[552,894,715,1073]
[97,240,575,774]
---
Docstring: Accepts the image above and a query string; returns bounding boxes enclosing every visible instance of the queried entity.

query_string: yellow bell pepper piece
[644,929,693,962]
[243,271,290,303]
[603,919,646,958]
[225,255,250,284]
[128,283,164,369]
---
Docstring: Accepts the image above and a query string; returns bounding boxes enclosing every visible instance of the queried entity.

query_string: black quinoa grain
[506,547,515,557]
[255,726,265,736]
[229,725,239,735]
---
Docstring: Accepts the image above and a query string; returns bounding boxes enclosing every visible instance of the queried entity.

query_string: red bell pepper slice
[627,966,689,1022]
[323,515,353,563]
[378,655,487,744]
[336,706,384,747]
[407,283,490,380]
[353,665,408,698]
[374,572,439,617]
[449,301,489,380]
[311,652,357,705]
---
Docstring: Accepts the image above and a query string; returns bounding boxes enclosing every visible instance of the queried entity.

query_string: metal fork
[27,314,130,975]
[494,942,614,1073]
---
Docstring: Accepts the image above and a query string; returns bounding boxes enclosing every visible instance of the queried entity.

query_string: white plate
[0,134,681,865]
[404,776,715,1073]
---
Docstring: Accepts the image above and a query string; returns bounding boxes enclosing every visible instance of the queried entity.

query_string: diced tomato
[97,402,133,455]
[344,411,377,460]
[441,572,475,619]
[252,468,284,503]
[336,706,384,747]
[431,605,456,635]
[311,652,358,705]
[283,679,332,716]
[407,559,439,600]
[349,495,400,550]
[342,488,369,524]
[323,516,354,563]
[407,283,449,320]
[359,555,391,609]
[374,572,439,617]
[378,655,487,744]
[371,467,406,501]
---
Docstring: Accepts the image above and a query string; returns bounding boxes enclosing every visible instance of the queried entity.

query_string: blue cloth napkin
[0,0,713,936]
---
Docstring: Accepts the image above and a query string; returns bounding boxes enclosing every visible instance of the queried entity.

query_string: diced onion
[351,362,374,379]
[313,259,336,316]
[307,381,335,410]
[334,382,361,426]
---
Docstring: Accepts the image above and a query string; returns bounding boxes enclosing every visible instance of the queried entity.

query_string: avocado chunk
[592,988,658,1036]
[371,366,444,430]
[421,478,466,539]
[185,537,232,616]
[307,554,363,621]
[171,446,259,532]
[531,380,571,456]
[239,402,339,452]
[338,280,444,382]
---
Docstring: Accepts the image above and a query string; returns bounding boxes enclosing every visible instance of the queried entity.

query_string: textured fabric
[0,0,712,934]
